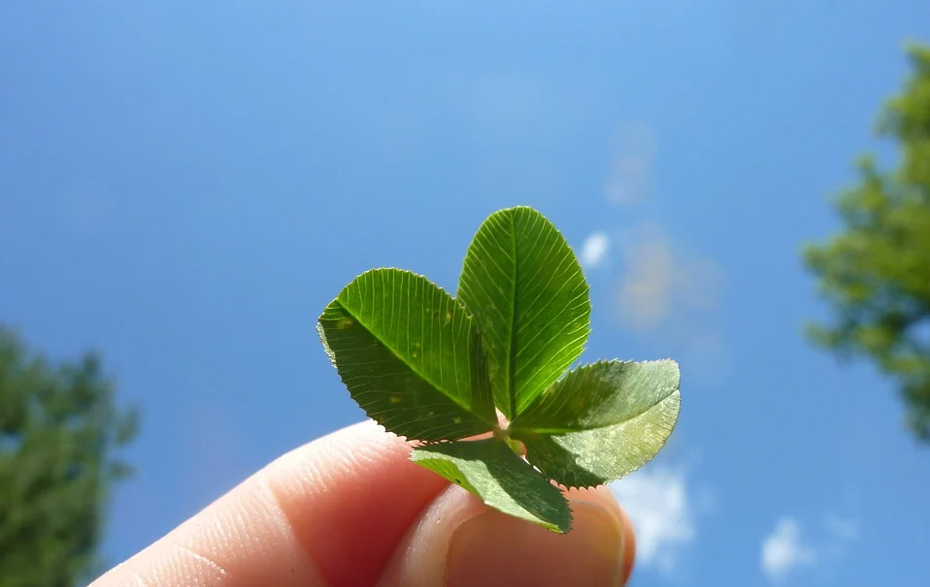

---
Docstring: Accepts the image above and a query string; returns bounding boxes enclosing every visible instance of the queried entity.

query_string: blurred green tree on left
[0,326,138,587]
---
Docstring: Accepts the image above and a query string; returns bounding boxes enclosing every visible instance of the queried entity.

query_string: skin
[91,420,636,587]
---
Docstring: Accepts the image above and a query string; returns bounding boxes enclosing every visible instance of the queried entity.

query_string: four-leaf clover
[318,206,681,532]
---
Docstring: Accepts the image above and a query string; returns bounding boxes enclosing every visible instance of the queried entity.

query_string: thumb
[377,484,635,587]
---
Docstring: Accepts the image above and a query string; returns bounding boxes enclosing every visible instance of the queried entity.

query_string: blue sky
[2,2,930,585]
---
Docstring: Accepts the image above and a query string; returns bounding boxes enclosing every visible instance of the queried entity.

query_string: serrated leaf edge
[511,358,681,490]
[537,391,681,490]
[457,205,593,420]
[510,358,680,433]
[317,267,497,437]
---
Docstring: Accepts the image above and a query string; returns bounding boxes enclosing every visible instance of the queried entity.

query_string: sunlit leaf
[457,206,590,418]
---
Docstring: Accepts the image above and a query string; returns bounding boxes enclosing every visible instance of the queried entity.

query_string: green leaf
[318,207,683,532]
[457,206,590,419]
[410,438,572,533]
[511,360,681,488]
[318,269,497,441]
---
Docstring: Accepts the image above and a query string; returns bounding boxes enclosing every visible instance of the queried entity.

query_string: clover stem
[492,416,526,456]
[492,423,510,443]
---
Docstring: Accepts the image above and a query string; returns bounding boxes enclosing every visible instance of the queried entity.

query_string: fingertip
[379,484,632,587]
[617,503,637,585]
[264,420,449,586]
[566,485,636,586]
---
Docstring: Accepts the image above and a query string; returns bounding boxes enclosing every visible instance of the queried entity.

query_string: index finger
[92,420,448,587]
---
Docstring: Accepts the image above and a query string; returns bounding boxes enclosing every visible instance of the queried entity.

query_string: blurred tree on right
[805,43,930,442]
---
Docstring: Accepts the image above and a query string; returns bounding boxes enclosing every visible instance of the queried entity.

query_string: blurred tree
[0,326,138,587]
[805,44,930,442]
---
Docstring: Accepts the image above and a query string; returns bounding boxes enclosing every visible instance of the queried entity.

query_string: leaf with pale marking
[511,360,681,488]
[457,206,590,419]
[411,438,571,532]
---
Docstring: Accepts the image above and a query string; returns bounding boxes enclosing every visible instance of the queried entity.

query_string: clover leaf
[318,206,681,533]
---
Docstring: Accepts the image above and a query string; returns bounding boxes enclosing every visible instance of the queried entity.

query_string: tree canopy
[805,44,930,441]
[0,327,137,587]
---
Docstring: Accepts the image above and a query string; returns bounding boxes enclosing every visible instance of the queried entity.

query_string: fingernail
[447,502,626,587]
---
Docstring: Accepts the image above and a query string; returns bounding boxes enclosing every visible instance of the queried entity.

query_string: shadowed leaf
[411,438,572,532]
[319,269,496,441]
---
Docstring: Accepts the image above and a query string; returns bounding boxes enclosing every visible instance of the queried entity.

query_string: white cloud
[824,514,858,543]
[760,513,861,584]
[607,223,731,388]
[616,230,675,329]
[761,517,817,584]
[819,514,859,572]
[600,123,732,387]
[610,467,695,576]
[460,70,597,137]
[580,232,610,268]
[615,223,725,332]
[606,122,657,206]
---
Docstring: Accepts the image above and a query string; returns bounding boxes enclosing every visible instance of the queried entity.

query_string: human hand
[92,420,636,586]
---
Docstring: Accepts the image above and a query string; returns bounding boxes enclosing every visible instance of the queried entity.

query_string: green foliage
[319,206,681,532]
[805,44,930,441]
[0,327,137,587]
